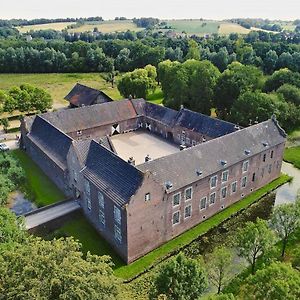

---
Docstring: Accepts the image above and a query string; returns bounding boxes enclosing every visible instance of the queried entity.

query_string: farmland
[16,21,76,32]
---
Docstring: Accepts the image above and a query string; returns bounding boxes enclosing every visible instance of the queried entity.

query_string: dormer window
[77,130,82,136]
[145,193,151,201]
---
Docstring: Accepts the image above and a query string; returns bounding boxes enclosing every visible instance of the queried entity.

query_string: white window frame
[221,186,227,199]
[114,205,121,225]
[145,193,151,201]
[231,181,237,194]
[200,197,207,211]
[184,204,192,219]
[172,211,180,225]
[210,175,218,189]
[242,160,249,173]
[221,170,229,183]
[241,176,247,188]
[173,192,181,207]
[209,192,216,205]
[185,187,193,201]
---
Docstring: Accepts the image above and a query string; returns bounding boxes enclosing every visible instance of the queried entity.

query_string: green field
[68,20,143,33]
[16,22,76,33]
[284,146,300,169]
[0,73,123,110]
[12,150,65,207]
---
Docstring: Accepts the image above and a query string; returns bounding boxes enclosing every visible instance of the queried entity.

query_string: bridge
[24,199,81,230]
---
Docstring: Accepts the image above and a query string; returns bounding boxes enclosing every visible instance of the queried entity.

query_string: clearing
[111,131,179,165]
[16,22,75,33]
[68,20,143,33]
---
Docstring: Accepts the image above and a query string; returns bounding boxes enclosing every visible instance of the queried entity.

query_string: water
[9,191,37,216]
[275,162,300,205]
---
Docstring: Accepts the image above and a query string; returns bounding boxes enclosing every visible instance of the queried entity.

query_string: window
[99,210,105,227]
[98,192,104,209]
[173,193,181,207]
[268,164,272,173]
[242,161,249,173]
[241,176,247,188]
[252,173,256,182]
[173,211,180,225]
[271,150,274,159]
[231,181,237,194]
[145,193,151,201]
[210,175,218,189]
[84,180,91,210]
[185,187,193,201]
[221,186,227,199]
[184,205,192,218]
[186,137,190,145]
[114,225,122,243]
[222,170,229,182]
[200,197,207,210]
[114,206,121,225]
[209,192,216,205]
[261,168,265,177]
[263,154,266,162]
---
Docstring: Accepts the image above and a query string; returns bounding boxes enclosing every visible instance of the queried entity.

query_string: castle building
[20,98,286,263]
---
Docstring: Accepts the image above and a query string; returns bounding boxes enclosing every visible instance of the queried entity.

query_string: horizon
[1,0,299,21]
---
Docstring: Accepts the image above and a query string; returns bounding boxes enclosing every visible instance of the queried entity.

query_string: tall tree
[150,253,207,300]
[206,246,235,294]
[235,218,274,274]
[270,199,300,258]
[185,40,200,61]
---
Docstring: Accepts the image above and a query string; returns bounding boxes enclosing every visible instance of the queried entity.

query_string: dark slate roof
[175,108,237,138]
[82,140,144,207]
[72,139,92,166]
[138,119,286,192]
[42,100,138,133]
[65,83,112,107]
[28,116,72,169]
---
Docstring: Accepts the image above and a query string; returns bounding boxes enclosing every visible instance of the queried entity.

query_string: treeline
[230,18,283,31]
[0,16,104,27]
[133,17,160,29]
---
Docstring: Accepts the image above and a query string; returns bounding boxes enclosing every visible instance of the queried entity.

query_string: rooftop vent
[262,142,269,147]
[244,149,251,155]
[128,157,135,166]
[220,160,227,166]
[145,154,151,162]
[165,181,173,190]
[196,169,203,176]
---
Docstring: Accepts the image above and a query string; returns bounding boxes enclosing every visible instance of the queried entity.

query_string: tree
[235,219,275,275]
[263,50,278,74]
[150,253,207,300]
[117,65,157,99]
[185,40,200,60]
[0,118,9,132]
[206,246,235,294]
[270,199,300,258]
[115,48,132,72]
[213,62,263,119]
[238,262,300,300]
[230,91,279,126]
[0,237,120,299]
[277,84,300,105]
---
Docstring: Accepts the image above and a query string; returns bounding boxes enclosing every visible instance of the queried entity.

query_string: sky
[1,0,299,21]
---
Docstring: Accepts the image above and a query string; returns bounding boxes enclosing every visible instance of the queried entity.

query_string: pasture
[68,20,143,33]
[219,23,250,34]
[16,22,75,33]
[0,73,122,109]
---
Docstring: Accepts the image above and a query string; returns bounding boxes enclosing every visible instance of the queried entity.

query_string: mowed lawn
[16,22,76,33]
[284,146,300,169]
[68,20,143,33]
[12,149,65,206]
[0,73,123,109]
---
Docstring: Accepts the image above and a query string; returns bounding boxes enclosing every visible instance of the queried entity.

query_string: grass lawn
[12,149,65,207]
[147,88,164,104]
[166,20,220,35]
[0,73,123,110]
[284,146,300,169]
[16,22,76,33]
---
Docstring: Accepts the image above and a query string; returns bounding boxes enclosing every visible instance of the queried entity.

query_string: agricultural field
[16,22,76,33]
[0,73,123,110]
[68,20,143,33]
[219,23,250,34]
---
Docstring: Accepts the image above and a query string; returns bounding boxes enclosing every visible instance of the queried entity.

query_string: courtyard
[110,130,179,165]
